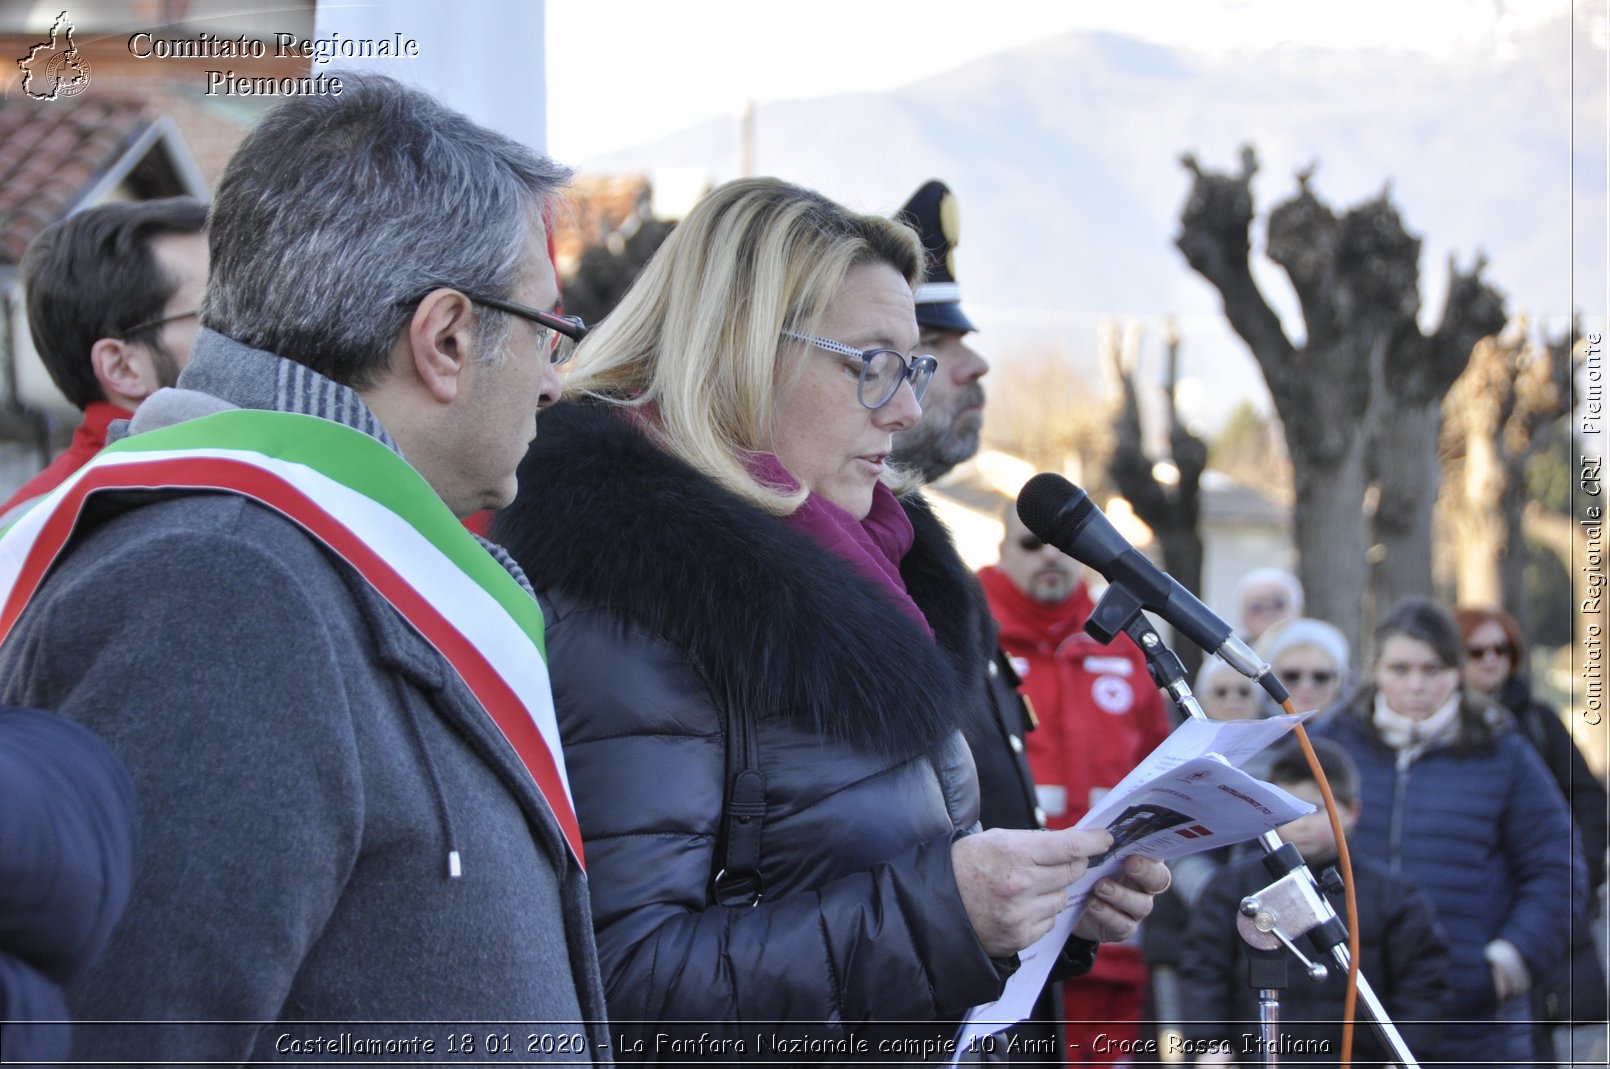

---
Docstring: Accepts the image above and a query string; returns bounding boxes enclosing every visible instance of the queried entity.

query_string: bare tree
[1441,318,1577,633]
[1105,319,1207,675]
[1369,251,1508,606]
[1176,147,1505,648]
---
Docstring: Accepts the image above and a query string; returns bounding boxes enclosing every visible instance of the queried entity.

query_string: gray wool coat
[0,333,611,1065]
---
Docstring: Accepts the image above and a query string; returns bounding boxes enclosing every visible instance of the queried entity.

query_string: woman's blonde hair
[563,177,924,514]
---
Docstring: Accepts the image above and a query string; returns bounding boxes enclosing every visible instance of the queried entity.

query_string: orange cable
[1284,708,1360,1069]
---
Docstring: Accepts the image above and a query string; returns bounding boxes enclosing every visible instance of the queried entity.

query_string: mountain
[582,17,1602,426]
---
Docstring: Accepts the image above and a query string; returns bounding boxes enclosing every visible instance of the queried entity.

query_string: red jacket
[0,402,132,519]
[979,565,1173,988]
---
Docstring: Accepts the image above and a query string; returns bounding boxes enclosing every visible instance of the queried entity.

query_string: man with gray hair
[0,75,608,1063]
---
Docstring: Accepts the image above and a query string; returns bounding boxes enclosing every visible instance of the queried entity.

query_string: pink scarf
[746,453,933,638]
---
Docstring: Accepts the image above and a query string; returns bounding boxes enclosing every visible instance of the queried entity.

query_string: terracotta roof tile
[0,96,151,263]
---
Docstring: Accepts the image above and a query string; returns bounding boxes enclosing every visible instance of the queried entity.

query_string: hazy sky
[545,0,1579,162]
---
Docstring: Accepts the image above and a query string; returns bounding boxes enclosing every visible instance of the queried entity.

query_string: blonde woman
[495,178,1167,1057]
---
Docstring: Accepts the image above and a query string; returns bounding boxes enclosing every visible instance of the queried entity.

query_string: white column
[313,0,548,153]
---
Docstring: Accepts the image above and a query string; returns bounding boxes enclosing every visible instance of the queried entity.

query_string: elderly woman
[1256,617,1349,715]
[1313,598,1581,1069]
[495,178,1165,1057]
[1194,657,1260,721]
[1231,567,1303,643]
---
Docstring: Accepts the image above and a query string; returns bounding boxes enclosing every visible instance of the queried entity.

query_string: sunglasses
[1277,668,1338,687]
[1017,535,1046,552]
[1209,684,1253,700]
[1466,643,1513,661]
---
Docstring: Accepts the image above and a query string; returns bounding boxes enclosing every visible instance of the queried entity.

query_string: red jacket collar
[977,564,1093,648]
[75,401,134,451]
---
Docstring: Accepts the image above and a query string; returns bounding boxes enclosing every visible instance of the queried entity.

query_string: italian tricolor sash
[0,409,583,868]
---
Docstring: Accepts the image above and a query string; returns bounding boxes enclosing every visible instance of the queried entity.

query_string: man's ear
[89,336,148,405]
[404,289,479,404]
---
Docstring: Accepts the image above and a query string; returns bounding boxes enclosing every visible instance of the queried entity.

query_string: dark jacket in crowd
[1494,674,1609,1033]
[496,404,1086,1062]
[906,496,1073,1062]
[1178,851,1450,1067]
[1313,695,1582,1066]
[0,707,136,1067]
[1496,674,1607,890]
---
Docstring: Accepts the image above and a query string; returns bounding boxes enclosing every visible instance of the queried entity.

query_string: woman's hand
[1071,854,1171,942]
[951,828,1112,957]
[1485,939,1531,1001]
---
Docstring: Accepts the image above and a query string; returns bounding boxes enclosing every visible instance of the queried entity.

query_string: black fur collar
[495,403,976,759]
[898,492,995,714]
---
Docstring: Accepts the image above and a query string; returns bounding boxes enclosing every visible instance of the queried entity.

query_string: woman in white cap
[1232,566,1303,643]
[1257,617,1349,715]
[1193,656,1260,721]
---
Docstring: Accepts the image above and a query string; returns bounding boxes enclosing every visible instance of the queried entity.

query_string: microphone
[1016,473,1284,698]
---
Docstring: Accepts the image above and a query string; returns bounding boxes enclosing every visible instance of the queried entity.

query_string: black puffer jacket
[0,707,136,1065]
[904,496,1076,1064]
[496,404,1013,1062]
[1495,675,1607,890]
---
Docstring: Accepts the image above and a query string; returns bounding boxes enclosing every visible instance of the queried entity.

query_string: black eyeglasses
[121,309,198,339]
[1466,643,1512,661]
[1017,535,1046,552]
[1277,668,1337,687]
[464,293,587,366]
[399,290,588,366]
[781,330,937,410]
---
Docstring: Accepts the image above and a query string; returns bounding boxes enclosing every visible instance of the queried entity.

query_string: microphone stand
[1084,583,1422,1069]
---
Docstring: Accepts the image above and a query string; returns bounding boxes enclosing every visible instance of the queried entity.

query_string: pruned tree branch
[1177,147,1296,373]
[1104,317,1206,675]
[1176,145,1507,647]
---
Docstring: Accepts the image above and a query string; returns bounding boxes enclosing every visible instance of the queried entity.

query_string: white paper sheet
[950,713,1316,1060]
